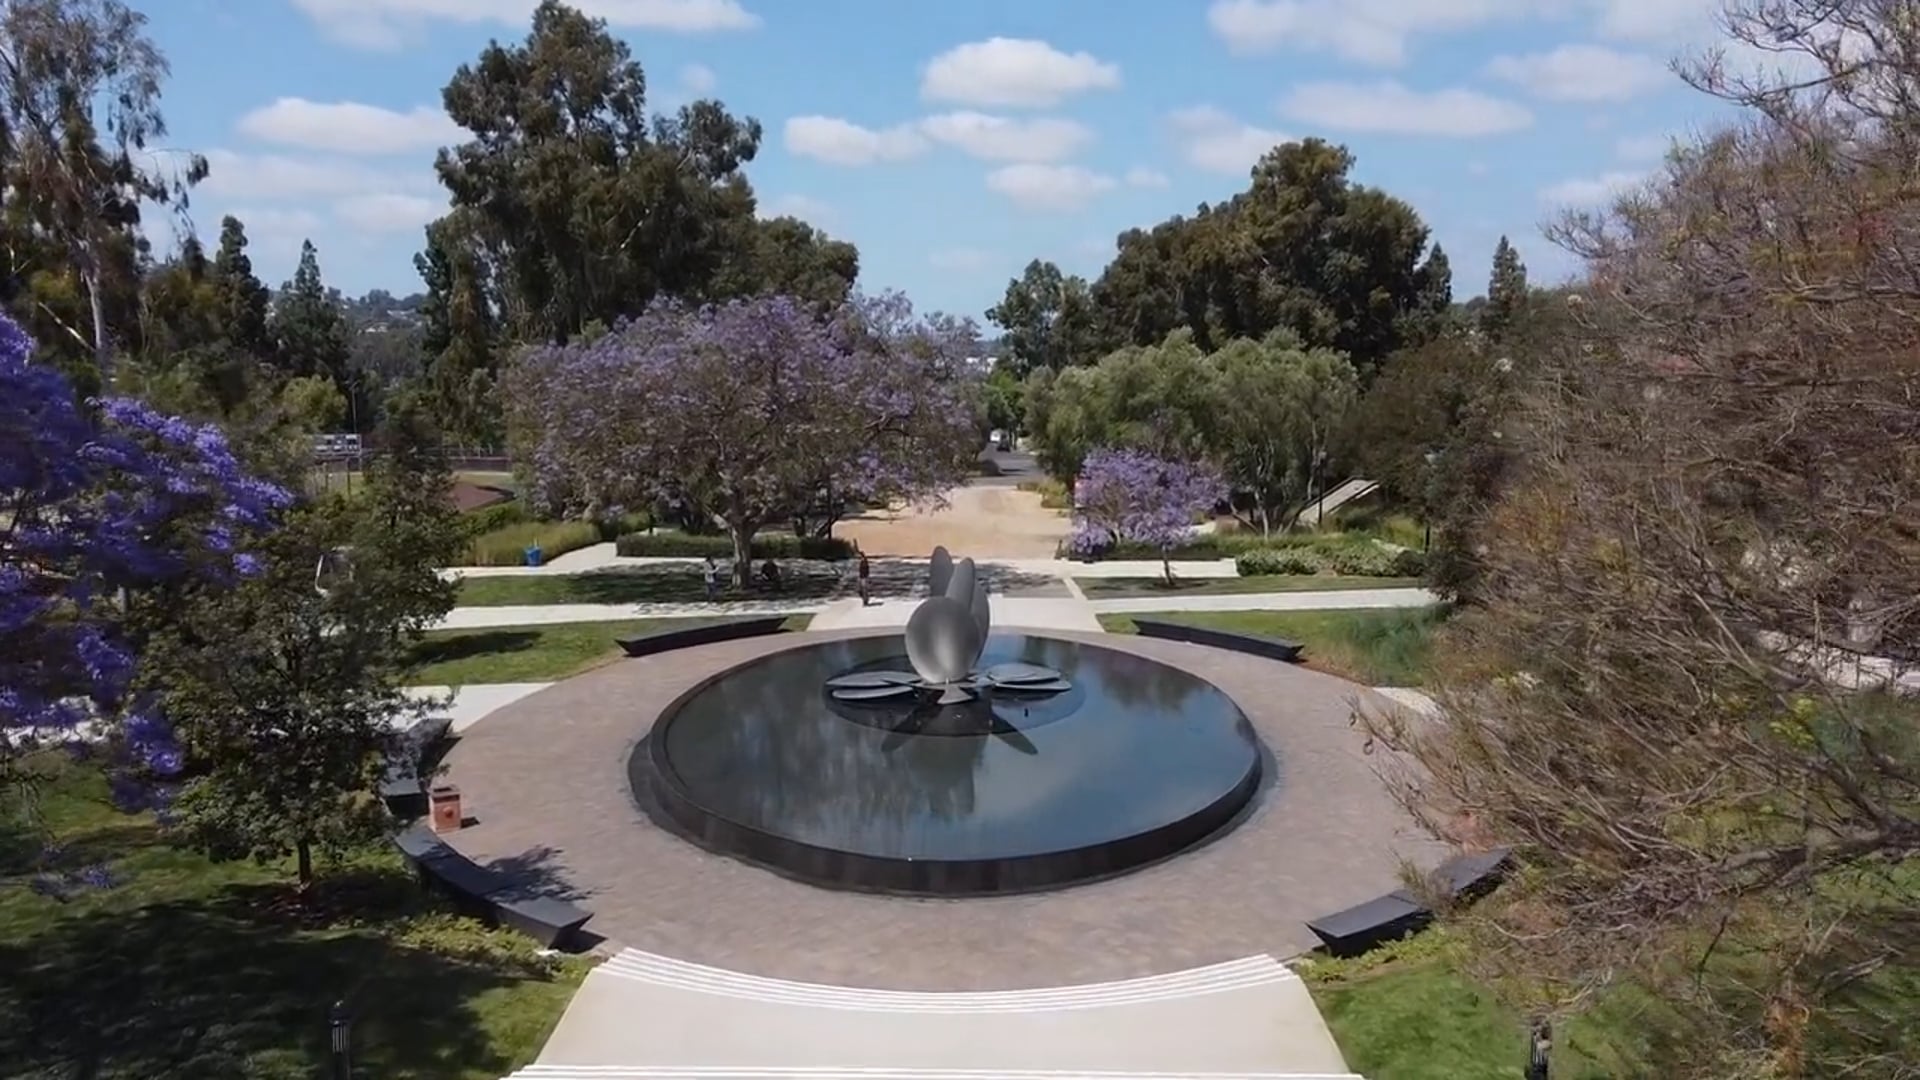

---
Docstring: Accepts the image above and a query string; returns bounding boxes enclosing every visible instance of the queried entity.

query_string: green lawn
[1100,606,1447,686]
[1075,574,1420,598]
[0,760,589,1079]
[456,566,842,607]
[1302,935,1643,1079]
[410,615,813,684]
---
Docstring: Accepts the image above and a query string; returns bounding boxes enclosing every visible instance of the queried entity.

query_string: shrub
[1236,548,1327,576]
[1327,544,1404,577]
[1018,478,1073,510]
[1389,547,1428,577]
[614,531,853,560]
[464,520,602,566]
[459,501,531,539]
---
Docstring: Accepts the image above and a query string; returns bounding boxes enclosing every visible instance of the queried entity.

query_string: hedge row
[460,506,651,565]
[614,531,854,560]
[1235,544,1425,578]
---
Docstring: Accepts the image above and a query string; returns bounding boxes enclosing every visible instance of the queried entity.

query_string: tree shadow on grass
[411,630,541,669]
[0,868,577,1080]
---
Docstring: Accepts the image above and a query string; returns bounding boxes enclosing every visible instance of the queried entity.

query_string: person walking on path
[702,555,721,601]
[857,547,872,606]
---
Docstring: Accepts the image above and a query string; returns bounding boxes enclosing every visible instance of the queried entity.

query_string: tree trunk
[730,525,754,587]
[1258,497,1271,539]
[1161,551,1175,587]
[84,263,112,381]
[296,838,314,893]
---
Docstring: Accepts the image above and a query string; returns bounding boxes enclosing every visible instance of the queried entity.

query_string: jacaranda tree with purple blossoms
[1069,449,1226,585]
[506,291,983,583]
[0,311,288,891]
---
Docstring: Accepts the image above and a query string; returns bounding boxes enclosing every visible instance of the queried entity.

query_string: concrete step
[509,1069,1363,1079]
[503,1060,1359,1068]
[595,950,1294,1011]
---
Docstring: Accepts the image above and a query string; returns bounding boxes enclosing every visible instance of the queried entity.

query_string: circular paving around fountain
[435,628,1451,991]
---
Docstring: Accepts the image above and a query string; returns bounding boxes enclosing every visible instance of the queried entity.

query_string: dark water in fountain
[631,633,1266,895]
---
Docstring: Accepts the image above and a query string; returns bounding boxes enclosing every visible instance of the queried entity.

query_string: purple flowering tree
[506,291,982,583]
[1,311,287,891]
[1070,449,1226,585]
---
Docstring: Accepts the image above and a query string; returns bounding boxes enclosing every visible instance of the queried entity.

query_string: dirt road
[836,482,1069,558]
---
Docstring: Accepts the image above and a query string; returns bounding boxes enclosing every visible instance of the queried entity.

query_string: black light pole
[1525,1016,1552,1080]
[328,1000,353,1080]
[1422,449,1440,552]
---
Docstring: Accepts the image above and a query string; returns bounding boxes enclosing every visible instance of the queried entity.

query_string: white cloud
[758,193,834,223]
[1124,166,1171,188]
[783,115,927,166]
[921,38,1121,108]
[1276,82,1533,136]
[1588,0,1717,45]
[984,163,1117,211]
[679,62,717,96]
[198,149,435,199]
[1614,132,1670,160]
[236,98,461,155]
[929,248,995,271]
[334,192,443,232]
[1206,0,1528,67]
[1168,105,1288,175]
[1467,160,1490,175]
[289,0,759,49]
[917,112,1093,163]
[1540,169,1646,205]
[1485,44,1672,102]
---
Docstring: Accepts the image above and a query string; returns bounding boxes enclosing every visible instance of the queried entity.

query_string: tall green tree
[1480,235,1528,342]
[211,215,273,360]
[271,240,353,423]
[987,258,1099,376]
[726,215,860,309]
[147,419,460,893]
[432,0,764,342]
[0,0,204,377]
[1084,139,1437,378]
[414,210,498,445]
[1209,332,1358,536]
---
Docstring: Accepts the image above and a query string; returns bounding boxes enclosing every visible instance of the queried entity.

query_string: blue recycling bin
[523,544,544,567]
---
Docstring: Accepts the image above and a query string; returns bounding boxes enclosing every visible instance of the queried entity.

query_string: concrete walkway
[808,596,1104,633]
[1088,588,1439,615]
[444,544,1242,582]
[511,950,1357,1079]
[436,599,829,631]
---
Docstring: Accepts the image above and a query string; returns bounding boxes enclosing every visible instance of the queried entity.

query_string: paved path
[436,629,1450,985]
[1088,588,1439,615]
[445,548,1242,582]
[807,596,1105,633]
[430,585,1436,632]
[518,950,1356,1078]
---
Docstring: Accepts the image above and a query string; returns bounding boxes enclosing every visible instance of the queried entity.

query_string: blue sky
[141,0,1757,324]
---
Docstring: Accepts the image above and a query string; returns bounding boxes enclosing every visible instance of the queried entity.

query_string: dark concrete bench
[1306,847,1513,958]
[615,614,792,657]
[393,825,593,950]
[1130,618,1304,663]
[377,714,453,816]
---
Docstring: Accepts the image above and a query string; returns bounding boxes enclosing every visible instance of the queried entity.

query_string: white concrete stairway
[510,950,1360,1079]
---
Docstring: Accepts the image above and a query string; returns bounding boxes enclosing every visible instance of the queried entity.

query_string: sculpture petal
[904,595,980,684]
[832,684,919,701]
[928,546,953,598]
[982,662,1060,684]
[970,581,991,663]
[993,678,1071,694]
[825,671,919,689]
[944,556,976,605]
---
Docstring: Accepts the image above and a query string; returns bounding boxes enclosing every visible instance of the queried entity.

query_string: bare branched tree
[1363,3,1920,1075]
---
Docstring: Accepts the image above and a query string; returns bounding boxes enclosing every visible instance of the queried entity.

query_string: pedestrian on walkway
[702,555,720,601]
[857,546,872,606]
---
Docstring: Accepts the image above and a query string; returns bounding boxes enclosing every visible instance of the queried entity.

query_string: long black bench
[1306,847,1512,958]
[616,615,792,658]
[394,825,593,950]
[378,714,454,816]
[1131,617,1304,663]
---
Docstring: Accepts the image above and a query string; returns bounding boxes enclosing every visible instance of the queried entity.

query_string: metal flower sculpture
[825,546,1071,705]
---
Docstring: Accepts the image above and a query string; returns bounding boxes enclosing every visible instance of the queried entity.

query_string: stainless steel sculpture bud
[826,546,1068,704]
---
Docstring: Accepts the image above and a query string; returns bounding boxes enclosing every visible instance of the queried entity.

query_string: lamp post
[328,1000,353,1080]
[1422,450,1440,551]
